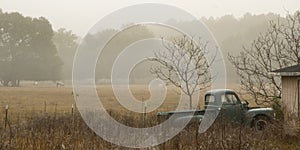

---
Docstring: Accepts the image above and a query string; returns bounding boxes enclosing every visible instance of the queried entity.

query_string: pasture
[0,85,298,149]
[0,85,185,118]
[0,84,255,116]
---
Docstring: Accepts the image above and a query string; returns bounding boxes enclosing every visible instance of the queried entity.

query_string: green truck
[157,89,275,131]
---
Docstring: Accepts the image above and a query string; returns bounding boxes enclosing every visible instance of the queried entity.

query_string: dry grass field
[0,85,187,117]
[0,85,299,149]
[0,84,254,115]
[0,85,214,120]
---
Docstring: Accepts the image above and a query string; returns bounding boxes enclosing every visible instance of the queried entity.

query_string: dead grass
[0,84,254,113]
[0,85,197,119]
[1,111,300,149]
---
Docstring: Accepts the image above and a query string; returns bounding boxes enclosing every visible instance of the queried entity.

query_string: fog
[1,0,299,36]
[0,1,299,86]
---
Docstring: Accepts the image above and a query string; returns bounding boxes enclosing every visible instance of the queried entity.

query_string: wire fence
[1,103,77,129]
[0,103,178,130]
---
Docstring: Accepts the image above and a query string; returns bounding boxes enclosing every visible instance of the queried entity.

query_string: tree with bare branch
[149,36,215,109]
[228,11,300,106]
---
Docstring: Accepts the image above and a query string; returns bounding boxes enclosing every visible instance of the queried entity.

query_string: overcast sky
[1,0,299,36]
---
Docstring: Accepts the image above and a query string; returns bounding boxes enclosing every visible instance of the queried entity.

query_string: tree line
[1,7,299,108]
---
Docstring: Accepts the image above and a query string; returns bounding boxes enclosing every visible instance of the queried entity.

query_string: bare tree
[228,11,300,106]
[149,36,214,109]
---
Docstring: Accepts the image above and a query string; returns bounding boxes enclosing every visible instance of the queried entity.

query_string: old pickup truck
[157,89,275,131]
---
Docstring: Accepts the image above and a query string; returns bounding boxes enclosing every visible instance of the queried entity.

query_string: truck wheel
[253,116,269,131]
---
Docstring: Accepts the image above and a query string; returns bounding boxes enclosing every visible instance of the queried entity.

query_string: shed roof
[272,64,300,76]
[273,64,300,72]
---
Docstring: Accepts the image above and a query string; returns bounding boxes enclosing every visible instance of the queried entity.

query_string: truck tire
[253,115,269,131]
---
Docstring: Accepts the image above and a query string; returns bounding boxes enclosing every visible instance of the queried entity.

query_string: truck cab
[205,89,275,130]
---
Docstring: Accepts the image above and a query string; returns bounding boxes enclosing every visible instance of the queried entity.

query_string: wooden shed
[273,64,300,129]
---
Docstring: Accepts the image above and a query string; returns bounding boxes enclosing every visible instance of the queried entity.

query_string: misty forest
[0,10,293,86]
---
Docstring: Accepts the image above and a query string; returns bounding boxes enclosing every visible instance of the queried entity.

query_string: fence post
[5,104,8,129]
[73,104,77,130]
[72,104,74,115]
[54,103,57,119]
[144,102,147,127]
[44,101,47,113]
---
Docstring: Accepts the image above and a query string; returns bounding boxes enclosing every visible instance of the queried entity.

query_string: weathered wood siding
[282,76,299,119]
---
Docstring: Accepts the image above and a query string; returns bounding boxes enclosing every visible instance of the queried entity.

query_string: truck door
[221,93,242,123]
